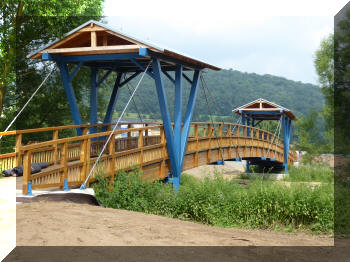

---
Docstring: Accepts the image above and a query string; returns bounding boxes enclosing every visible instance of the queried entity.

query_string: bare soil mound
[17,201,333,246]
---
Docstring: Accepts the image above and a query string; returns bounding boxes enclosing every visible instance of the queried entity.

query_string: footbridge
[0,121,296,194]
[1,20,297,194]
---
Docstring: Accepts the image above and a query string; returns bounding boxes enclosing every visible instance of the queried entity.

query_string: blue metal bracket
[235,158,241,161]
[217,160,225,165]
[119,71,140,86]
[182,73,193,84]
[96,70,112,87]
[130,58,154,79]
[69,61,83,81]
[64,178,69,191]
[27,182,32,196]
[162,70,175,84]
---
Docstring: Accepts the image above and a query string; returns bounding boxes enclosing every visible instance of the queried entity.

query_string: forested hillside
[112,69,324,122]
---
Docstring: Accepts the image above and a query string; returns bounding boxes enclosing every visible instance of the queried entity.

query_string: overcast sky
[103,1,345,85]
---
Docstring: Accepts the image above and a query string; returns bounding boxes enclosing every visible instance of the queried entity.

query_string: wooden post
[91,31,97,47]
[145,124,149,137]
[207,124,211,164]
[138,130,143,170]
[80,138,87,183]
[15,133,22,167]
[159,127,166,179]
[60,142,68,189]
[22,150,32,195]
[108,133,116,181]
[194,124,199,167]
[52,130,58,164]
[127,124,132,149]
[85,138,91,187]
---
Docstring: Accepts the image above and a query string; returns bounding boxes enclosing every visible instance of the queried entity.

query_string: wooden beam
[91,31,97,47]
[44,45,141,56]
[80,25,107,32]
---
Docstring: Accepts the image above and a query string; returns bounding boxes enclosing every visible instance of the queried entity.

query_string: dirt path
[0,177,16,261]
[17,201,333,246]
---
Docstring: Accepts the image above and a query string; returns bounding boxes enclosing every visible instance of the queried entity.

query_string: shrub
[285,164,334,183]
[94,169,334,233]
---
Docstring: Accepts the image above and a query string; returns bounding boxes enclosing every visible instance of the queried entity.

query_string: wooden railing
[0,121,159,172]
[0,122,296,194]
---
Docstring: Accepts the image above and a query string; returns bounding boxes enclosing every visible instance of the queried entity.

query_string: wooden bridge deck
[0,122,296,194]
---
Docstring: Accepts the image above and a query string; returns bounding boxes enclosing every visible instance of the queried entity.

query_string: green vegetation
[94,169,334,234]
[285,164,334,183]
[114,69,324,124]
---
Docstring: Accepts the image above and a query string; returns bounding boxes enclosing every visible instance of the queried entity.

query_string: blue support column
[90,67,98,134]
[57,61,83,135]
[174,65,183,166]
[179,70,200,171]
[153,58,201,190]
[152,58,178,183]
[282,114,292,173]
[103,72,123,128]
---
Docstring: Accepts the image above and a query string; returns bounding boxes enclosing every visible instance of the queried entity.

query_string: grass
[94,168,334,234]
[284,164,334,183]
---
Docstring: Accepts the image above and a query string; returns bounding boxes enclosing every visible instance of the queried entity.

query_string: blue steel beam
[57,61,83,135]
[179,70,201,173]
[103,72,124,127]
[162,70,175,84]
[282,114,292,173]
[152,58,178,180]
[90,67,98,134]
[174,65,183,166]
[42,53,143,63]
[130,58,154,78]
[182,73,193,84]
[96,70,112,87]
[69,61,83,81]
[119,71,141,86]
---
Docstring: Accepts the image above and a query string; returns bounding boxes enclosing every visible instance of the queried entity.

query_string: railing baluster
[22,150,32,195]
[138,130,143,170]
[52,130,58,164]
[15,133,22,167]
[60,142,68,190]
[108,131,116,181]
[159,127,166,179]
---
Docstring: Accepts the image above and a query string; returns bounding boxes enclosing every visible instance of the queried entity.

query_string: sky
[103,0,346,85]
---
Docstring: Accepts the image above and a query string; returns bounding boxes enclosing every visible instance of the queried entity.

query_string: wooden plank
[45,45,139,53]
[91,31,97,47]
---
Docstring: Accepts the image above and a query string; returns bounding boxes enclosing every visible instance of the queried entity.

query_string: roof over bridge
[29,20,221,72]
[233,98,297,120]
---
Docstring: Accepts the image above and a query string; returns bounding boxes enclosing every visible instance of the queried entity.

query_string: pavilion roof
[232,98,296,120]
[28,20,220,72]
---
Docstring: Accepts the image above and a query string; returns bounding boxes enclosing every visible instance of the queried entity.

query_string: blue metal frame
[43,53,143,63]
[90,67,98,134]
[282,114,292,173]
[103,72,123,127]
[152,58,179,185]
[152,57,201,190]
[57,61,83,135]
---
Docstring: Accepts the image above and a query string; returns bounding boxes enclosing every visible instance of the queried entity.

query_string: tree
[314,34,334,153]
[0,0,105,128]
